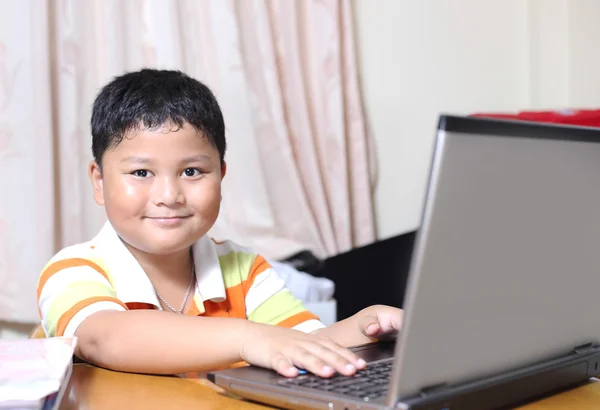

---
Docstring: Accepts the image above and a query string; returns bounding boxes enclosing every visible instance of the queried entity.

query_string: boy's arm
[75,309,365,376]
[313,305,404,347]
[76,303,403,374]
[312,313,375,347]
[76,310,249,373]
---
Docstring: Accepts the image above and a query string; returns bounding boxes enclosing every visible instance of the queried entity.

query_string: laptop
[209,115,600,409]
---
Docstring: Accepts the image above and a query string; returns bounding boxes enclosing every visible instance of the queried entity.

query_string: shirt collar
[191,233,226,303]
[93,222,226,309]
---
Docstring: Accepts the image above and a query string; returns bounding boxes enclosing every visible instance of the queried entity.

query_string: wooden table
[59,364,600,409]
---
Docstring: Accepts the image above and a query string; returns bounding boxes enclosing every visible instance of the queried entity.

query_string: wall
[0,321,35,339]
[353,0,600,239]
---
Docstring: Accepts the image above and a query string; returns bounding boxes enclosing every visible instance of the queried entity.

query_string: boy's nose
[153,177,185,206]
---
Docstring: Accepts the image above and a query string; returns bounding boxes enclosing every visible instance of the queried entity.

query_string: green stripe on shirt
[248,289,306,325]
[218,250,255,288]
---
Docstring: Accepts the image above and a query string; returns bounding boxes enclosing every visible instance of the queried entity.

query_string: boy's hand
[357,305,403,341]
[240,322,367,378]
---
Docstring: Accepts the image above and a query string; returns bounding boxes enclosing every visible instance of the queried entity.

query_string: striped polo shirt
[37,222,324,338]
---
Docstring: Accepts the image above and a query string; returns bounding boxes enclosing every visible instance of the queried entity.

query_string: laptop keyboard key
[277,359,393,397]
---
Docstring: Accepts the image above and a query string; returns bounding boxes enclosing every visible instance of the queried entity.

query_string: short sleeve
[244,255,325,333]
[37,257,127,337]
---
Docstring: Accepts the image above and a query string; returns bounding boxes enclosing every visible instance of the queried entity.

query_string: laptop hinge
[418,382,447,398]
[573,343,596,354]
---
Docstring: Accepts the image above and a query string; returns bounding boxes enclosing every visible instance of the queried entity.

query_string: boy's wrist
[238,319,263,362]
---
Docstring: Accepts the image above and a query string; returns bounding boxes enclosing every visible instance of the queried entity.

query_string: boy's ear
[220,161,227,180]
[88,160,105,206]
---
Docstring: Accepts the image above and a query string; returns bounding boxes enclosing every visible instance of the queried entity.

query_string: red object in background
[471,109,600,128]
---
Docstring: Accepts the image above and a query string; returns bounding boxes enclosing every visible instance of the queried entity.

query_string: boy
[37,69,402,378]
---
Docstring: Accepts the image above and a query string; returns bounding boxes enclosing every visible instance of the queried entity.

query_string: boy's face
[89,123,226,256]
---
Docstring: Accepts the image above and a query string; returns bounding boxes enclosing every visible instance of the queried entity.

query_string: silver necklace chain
[155,264,196,314]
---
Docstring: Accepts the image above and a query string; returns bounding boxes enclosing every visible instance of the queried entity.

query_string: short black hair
[91,68,226,165]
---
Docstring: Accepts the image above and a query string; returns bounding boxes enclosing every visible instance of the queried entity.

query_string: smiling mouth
[145,216,192,225]
[147,216,190,219]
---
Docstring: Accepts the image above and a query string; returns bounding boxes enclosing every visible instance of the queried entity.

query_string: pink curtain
[222,0,375,259]
[0,0,374,324]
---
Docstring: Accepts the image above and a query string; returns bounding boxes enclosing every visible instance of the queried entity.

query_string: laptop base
[400,343,600,410]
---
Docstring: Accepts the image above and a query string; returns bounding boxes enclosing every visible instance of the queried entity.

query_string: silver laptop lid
[388,115,600,405]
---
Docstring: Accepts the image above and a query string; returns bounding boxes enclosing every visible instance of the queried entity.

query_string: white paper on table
[0,337,76,407]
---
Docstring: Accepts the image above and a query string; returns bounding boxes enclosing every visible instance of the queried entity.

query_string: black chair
[322,230,416,321]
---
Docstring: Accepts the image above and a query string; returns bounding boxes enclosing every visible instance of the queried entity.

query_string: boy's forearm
[313,315,376,347]
[75,310,252,374]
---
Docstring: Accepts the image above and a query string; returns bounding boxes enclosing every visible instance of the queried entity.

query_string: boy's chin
[117,220,208,254]
[134,231,201,255]
[139,240,195,256]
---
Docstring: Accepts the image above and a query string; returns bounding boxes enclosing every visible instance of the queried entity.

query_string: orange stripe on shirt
[276,310,319,329]
[201,284,247,318]
[187,300,201,316]
[55,296,128,336]
[125,302,156,310]
[242,255,272,294]
[37,258,111,300]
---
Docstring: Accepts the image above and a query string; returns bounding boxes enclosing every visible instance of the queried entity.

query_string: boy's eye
[182,168,201,177]
[132,169,150,178]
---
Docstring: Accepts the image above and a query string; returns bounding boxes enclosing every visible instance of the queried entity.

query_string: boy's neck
[123,242,194,283]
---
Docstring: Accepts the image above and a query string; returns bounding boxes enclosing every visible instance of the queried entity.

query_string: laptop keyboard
[277,360,392,400]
